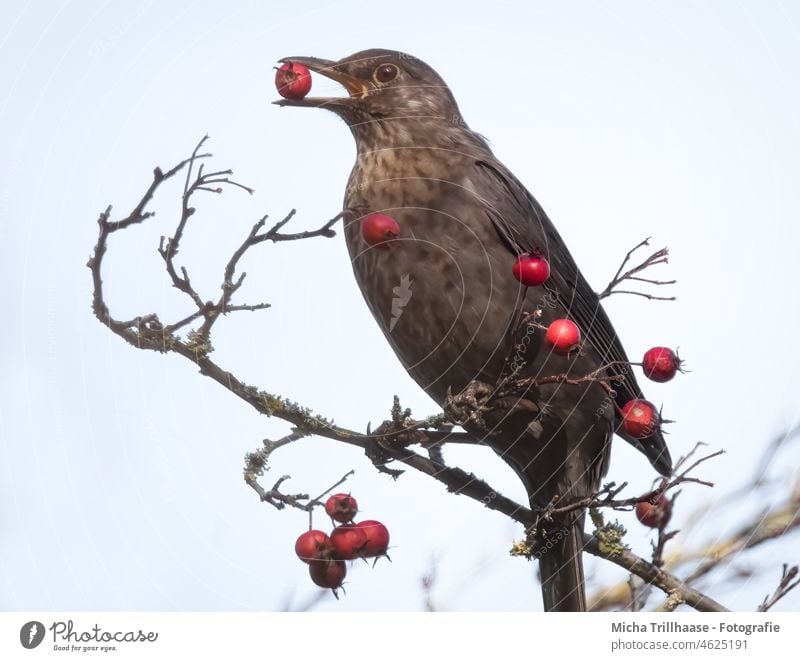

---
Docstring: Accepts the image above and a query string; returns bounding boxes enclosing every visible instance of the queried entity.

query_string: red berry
[295,530,332,564]
[355,520,390,557]
[309,559,347,589]
[642,347,682,383]
[512,254,550,287]
[325,493,358,524]
[620,399,660,438]
[275,62,312,100]
[635,494,672,529]
[330,523,368,560]
[361,213,400,249]
[545,319,581,355]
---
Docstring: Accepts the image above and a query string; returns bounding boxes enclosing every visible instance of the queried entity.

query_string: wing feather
[474,158,672,475]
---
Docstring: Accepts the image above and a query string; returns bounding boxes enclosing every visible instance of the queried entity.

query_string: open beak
[273,56,369,108]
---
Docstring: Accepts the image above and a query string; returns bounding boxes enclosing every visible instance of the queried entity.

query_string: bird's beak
[272,56,369,108]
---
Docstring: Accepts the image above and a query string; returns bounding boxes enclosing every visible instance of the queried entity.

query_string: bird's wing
[472,158,672,476]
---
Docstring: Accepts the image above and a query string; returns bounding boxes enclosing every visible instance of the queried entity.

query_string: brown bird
[275,49,672,611]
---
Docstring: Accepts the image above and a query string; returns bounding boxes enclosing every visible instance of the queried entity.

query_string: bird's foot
[369,419,429,447]
[362,434,405,479]
[363,418,426,479]
[444,380,495,430]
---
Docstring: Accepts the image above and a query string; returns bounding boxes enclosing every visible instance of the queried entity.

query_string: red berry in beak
[275,62,312,100]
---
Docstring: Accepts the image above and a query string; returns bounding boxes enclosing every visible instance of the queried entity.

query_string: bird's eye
[374,63,399,84]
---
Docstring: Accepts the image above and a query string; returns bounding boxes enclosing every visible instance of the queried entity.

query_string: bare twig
[598,237,676,301]
[88,137,343,359]
[498,360,630,401]
[600,289,676,301]
[540,450,721,519]
[250,475,311,511]
[257,210,343,243]
[758,564,800,612]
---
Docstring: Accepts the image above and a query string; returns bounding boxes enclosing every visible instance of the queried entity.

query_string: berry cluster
[294,493,390,595]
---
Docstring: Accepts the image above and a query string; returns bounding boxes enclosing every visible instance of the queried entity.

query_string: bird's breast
[342,147,521,401]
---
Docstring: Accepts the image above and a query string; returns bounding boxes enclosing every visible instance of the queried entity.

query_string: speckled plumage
[277,49,671,611]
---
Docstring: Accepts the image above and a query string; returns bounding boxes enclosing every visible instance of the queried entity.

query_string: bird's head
[273,49,465,144]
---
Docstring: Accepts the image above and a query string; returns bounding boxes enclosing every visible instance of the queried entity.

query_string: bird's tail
[537,514,588,612]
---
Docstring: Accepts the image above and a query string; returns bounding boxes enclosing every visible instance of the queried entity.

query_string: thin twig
[598,237,676,301]
[541,450,721,518]
[758,564,800,612]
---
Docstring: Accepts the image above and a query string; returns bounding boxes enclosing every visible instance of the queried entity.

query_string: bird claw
[370,420,428,447]
[444,380,495,430]
[363,436,405,479]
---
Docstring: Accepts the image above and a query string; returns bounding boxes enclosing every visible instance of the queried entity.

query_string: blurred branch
[682,485,800,585]
[758,564,800,612]
[588,468,800,611]
[582,533,727,612]
[717,424,800,506]
[421,560,438,612]
[751,424,800,486]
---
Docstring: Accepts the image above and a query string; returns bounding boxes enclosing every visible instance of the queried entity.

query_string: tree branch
[89,138,766,613]
[582,533,728,612]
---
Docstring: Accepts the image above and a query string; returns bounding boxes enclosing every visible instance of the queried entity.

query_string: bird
[275,49,672,611]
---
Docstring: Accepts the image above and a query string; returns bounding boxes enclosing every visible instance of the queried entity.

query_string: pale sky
[1,0,799,612]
